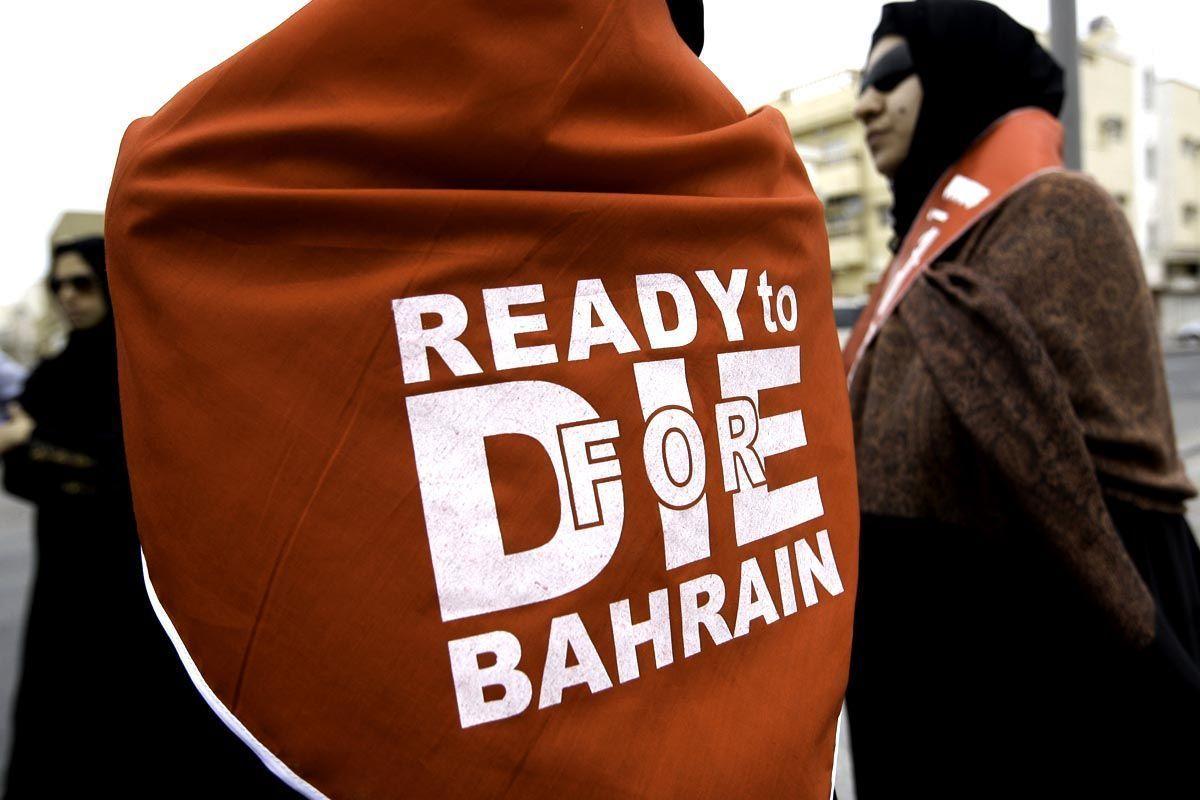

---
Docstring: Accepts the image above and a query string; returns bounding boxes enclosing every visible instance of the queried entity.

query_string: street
[2,351,1200,789]
[1166,350,1200,532]
[0,487,31,776]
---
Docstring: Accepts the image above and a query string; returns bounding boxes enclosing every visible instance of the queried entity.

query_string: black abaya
[3,322,299,797]
[848,503,1200,798]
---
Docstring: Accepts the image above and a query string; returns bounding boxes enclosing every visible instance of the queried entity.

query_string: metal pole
[1050,0,1083,170]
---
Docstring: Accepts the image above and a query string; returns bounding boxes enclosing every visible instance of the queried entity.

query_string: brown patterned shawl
[850,170,1195,647]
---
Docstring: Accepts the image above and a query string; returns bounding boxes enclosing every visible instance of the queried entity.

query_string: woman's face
[854,35,923,179]
[51,252,108,331]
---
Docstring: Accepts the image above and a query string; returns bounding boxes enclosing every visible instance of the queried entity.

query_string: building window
[877,205,892,229]
[1099,116,1124,144]
[1183,137,1200,159]
[1144,69,1156,111]
[824,194,865,237]
[1168,262,1200,282]
[1185,204,1199,226]
[820,139,855,165]
[1146,145,1157,180]
[1148,221,1158,252]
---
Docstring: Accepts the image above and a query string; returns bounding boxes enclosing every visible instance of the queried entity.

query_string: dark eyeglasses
[860,41,915,95]
[49,275,98,295]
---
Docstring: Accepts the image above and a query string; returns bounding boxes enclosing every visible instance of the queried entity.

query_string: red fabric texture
[105,1,858,796]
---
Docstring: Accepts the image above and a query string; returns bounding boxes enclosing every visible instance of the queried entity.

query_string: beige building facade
[774,73,893,298]
[1149,78,1200,334]
[772,21,1200,331]
[1077,26,1136,228]
[1156,82,1200,274]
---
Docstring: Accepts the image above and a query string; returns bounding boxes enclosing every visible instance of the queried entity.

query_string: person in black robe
[0,236,144,793]
[846,2,1200,797]
[1,237,299,797]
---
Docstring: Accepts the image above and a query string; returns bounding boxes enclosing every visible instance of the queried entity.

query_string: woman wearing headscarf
[845,1,1200,796]
[0,237,142,792]
[0,238,299,796]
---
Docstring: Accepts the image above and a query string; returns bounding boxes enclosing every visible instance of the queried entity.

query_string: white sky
[3,1,1198,306]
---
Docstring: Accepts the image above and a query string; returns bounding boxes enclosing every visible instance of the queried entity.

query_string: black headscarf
[27,236,120,445]
[871,0,1064,244]
[667,0,704,56]
[49,236,110,304]
[45,235,116,381]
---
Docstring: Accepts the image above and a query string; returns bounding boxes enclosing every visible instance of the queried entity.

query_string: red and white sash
[844,107,1065,383]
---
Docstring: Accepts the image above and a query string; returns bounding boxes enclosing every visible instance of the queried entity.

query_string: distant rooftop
[778,70,859,107]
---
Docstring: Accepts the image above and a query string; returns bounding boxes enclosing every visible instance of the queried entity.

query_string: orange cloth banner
[106,1,858,797]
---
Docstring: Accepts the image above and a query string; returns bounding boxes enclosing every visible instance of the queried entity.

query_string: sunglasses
[49,275,98,295]
[860,41,915,95]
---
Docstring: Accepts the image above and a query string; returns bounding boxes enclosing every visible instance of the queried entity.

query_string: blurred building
[774,72,892,298]
[1149,78,1200,333]
[1077,19,1136,228]
[772,20,1200,337]
[49,210,104,247]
